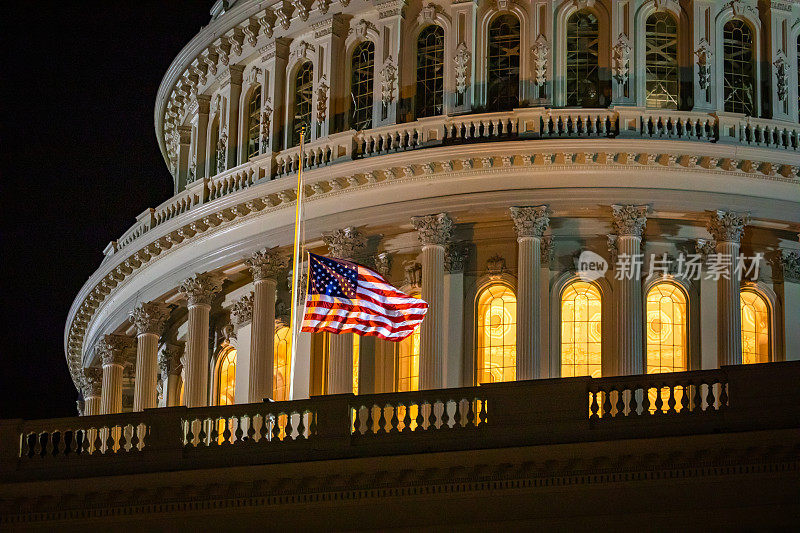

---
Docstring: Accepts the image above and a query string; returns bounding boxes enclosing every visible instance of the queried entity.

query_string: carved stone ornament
[159,343,184,377]
[403,261,422,288]
[418,3,438,24]
[293,41,315,61]
[541,236,555,266]
[129,301,171,336]
[292,0,309,22]
[246,247,289,281]
[695,40,713,90]
[350,19,377,40]
[509,205,551,239]
[275,2,291,30]
[318,0,331,14]
[258,13,275,38]
[261,98,273,152]
[231,292,254,326]
[247,66,262,86]
[317,76,329,122]
[323,227,367,259]
[707,210,749,244]
[374,252,392,278]
[411,213,453,247]
[96,334,135,366]
[179,272,224,306]
[454,42,471,95]
[216,132,227,174]
[80,367,103,398]
[531,36,549,87]
[381,56,397,106]
[606,234,618,265]
[486,254,507,277]
[611,204,649,237]
[774,55,788,102]
[445,243,469,273]
[781,250,800,283]
[612,35,631,85]
[695,238,717,260]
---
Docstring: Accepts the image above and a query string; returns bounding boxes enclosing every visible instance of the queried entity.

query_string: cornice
[64,139,800,388]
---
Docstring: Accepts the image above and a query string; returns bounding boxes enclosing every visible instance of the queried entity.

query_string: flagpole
[288,126,306,400]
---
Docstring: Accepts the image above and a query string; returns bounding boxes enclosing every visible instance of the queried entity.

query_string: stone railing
[3,361,798,483]
[99,108,800,263]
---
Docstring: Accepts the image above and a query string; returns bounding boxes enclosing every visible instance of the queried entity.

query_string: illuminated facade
[2,0,799,528]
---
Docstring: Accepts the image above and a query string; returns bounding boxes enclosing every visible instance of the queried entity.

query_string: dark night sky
[1,2,212,419]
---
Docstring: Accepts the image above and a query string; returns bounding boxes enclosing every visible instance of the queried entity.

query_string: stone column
[322,227,367,394]
[510,206,550,380]
[707,210,749,367]
[696,239,719,370]
[780,249,800,361]
[80,367,103,416]
[129,302,171,412]
[245,248,288,402]
[158,344,184,407]
[98,334,134,415]
[611,205,649,376]
[179,272,224,408]
[190,94,211,181]
[411,214,453,390]
[176,126,192,192]
[444,246,467,388]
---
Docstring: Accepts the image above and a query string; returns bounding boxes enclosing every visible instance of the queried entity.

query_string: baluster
[284,412,294,441]
[601,389,612,418]
[296,411,307,440]
[627,388,639,416]
[209,418,219,445]
[478,397,488,426]
[198,419,209,446]
[589,391,599,419]
[642,385,651,414]
[667,385,677,414]
[416,401,427,430]
[105,427,116,453]
[222,417,233,445]
[388,403,399,433]
[719,382,729,410]
[258,414,270,442]
[441,400,451,429]
[705,381,716,411]
[680,383,690,413]
[271,414,281,442]
[654,384,664,414]
[365,405,375,435]
[377,404,388,434]
[92,428,103,454]
[184,419,195,446]
[465,397,476,427]
[234,416,244,443]
[402,402,413,432]
[130,424,140,452]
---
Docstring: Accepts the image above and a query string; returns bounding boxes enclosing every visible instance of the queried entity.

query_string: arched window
[215,346,236,406]
[274,326,292,401]
[723,19,755,116]
[740,290,770,364]
[566,11,600,107]
[646,282,687,373]
[246,85,261,160]
[476,283,517,384]
[487,14,520,112]
[645,12,679,109]
[292,61,313,147]
[350,41,375,131]
[561,281,602,378]
[416,25,445,118]
[397,292,421,392]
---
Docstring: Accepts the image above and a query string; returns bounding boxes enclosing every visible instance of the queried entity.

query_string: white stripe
[302,319,416,339]
[308,293,427,319]
[304,305,426,326]
[358,284,426,305]
[304,310,426,330]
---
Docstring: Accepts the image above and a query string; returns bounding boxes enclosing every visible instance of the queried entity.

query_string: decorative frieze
[129,301,171,336]
[611,204,649,237]
[411,213,453,247]
[707,210,749,244]
[323,227,367,259]
[179,272,224,306]
[509,206,550,238]
[246,248,289,281]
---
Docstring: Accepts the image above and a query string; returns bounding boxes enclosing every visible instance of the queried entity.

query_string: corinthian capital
[231,292,254,326]
[80,367,103,398]
[780,250,800,283]
[179,272,224,306]
[246,247,289,281]
[159,343,185,376]
[129,301,171,336]
[509,205,551,238]
[707,210,749,244]
[96,334,135,366]
[323,227,367,259]
[411,213,453,247]
[611,204,649,237]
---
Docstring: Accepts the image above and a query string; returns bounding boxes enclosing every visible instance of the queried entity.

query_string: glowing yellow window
[397,326,421,392]
[561,281,602,378]
[215,347,236,406]
[352,334,360,394]
[274,326,292,401]
[741,290,770,364]
[646,282,687,374]
[477,284,517,384]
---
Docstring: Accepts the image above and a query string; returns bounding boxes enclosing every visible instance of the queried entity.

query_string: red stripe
[305,297,427,319]
[301,323,416,341]
[302,313,422,331]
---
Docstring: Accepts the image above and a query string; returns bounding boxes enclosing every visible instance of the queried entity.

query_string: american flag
[301,252,428,341]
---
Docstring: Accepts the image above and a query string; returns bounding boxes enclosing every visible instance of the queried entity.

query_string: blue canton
[308,253,358,300]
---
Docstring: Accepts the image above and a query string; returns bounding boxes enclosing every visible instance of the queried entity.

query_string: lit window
[561,281,602,378]
[215,347,236,406]
[476,284,517,384]
[416,25,445,118]
[723,19,755,116]
[487,14,520,112]
[352,334,360,394]
[645,13,679,109]
[350,41,375,131]
[741,290,770,364]
[397,292,421,392]
[246,85,261,160]
[646,282,687,373]
[292,62,313,147]
[274,326,292,401]
[566,11,600,107]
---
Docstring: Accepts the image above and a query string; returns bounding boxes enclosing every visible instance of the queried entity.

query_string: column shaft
[617,235,644,375]
[84,396,101,416]
[420,244,445,389]
[100,363,123,415]
[328,333,354,393]
[133,332,159,411]
[249,278,277,402]
[184,303,211,407]
[516,236,542,380]
[717,241,742,366]
[166,374,181,407]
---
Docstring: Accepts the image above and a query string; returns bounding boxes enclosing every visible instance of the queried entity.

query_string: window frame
[212,344,237,406]
[415,24,446,119]
[474,281,518,385]
[349,40,376,131]
[644,280,689,374]
[643,12,681,110]
[245,84,262,160]
[291,61,314,147]
[486,13,522,112]
[739,283,779,364]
